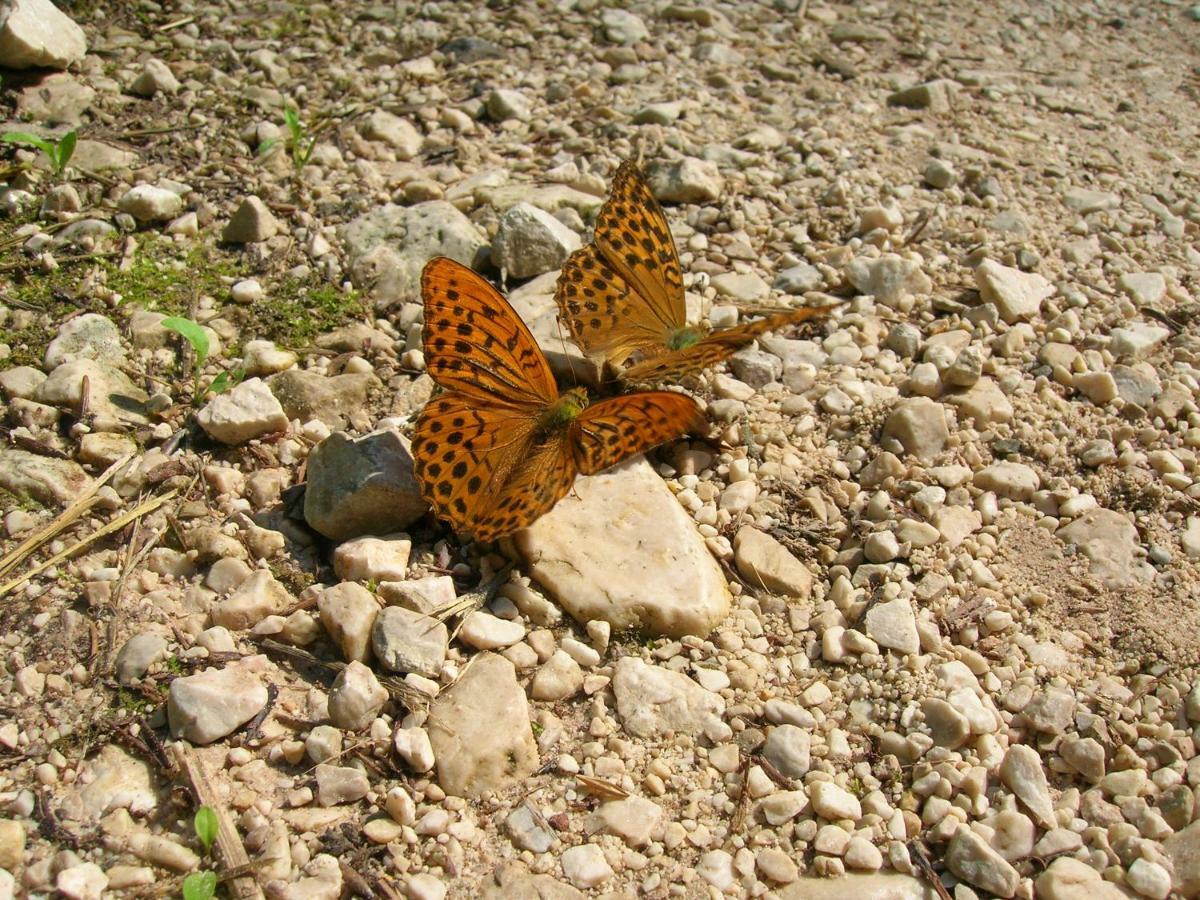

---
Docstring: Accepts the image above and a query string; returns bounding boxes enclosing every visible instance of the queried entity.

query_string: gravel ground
[1,0,1200,898]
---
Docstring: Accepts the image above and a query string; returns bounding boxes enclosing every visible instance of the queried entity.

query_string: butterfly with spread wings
[557,160,837,384]
[410,257,708,542]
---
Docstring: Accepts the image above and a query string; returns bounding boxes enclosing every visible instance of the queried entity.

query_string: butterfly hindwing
[572,391,706,475]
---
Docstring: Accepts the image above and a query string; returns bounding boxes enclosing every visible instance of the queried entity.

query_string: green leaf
[206,371,230,396]
[161,316,210,368]
[283,106,301,137]
[193,805,219,851]
[56,130,78,173]
[1,131,56,157]
[256,138,280,158]
[182,870,217,900]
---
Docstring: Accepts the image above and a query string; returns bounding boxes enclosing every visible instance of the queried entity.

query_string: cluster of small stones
[0,0,1199,899]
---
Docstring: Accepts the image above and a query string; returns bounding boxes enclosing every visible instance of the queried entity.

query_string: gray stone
[371,605,448,677]
[129,59,180,96]
[888,79,957,112]
[303,429,428,542]
[340,202,486,305]
[44,313,124,369]
[491,202,581,278]
[222,196,279,243]
[114,633,168,684]
[646,157,723,203]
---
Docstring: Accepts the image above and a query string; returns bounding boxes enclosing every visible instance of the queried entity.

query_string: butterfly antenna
[553,309,580,389]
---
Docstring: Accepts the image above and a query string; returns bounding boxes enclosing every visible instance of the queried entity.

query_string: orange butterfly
[557,160,836,384]
[411,257,707,542]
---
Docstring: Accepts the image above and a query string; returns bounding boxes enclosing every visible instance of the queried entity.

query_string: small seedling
[193,806,219,851]
[1,129,78,178]
[180,806,220,900]
[181,870,216,900]
[161,316,243,406]
[257,106,317,172]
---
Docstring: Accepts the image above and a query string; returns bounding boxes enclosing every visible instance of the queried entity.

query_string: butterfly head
[665,326,704,352]
[537,387,590,437]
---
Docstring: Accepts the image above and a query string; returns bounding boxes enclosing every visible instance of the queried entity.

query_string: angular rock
[646,157,723,203]
[372,606,448,677]
[222,196,279,244]
[491,202,580,278]
[0,0,87,68]
[428,654,539,797]
[340,202,486,305]
[845,254,932,308]
[518,458,730,639]
[734,526,813,598]
[974,259,1054,324]
[196,378,289,445]
[303,429,428,542]
[999,744,1056,828]
[1056,508,1153,589]
[945,826,1019,898]
[612,657,727,741]
[167,659,269,745]
[884,397,949,462]
[0,449,89,506]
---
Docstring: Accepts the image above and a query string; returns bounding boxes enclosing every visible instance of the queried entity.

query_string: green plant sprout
[161,316,243,406]
[1,129,78,178]
[180,806,220,900]
[257,106,317,172]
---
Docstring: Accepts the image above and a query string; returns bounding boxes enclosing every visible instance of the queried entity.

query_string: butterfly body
[556,160,836,384]
[412,257,706,542]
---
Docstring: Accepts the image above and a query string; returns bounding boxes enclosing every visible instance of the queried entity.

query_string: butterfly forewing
[592,160,686,336]
[421,257,557,407]
[557,242,668,366]
[571,391,706,475]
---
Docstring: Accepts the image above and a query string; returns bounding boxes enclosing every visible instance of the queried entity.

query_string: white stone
[518,458,730,639]
[864,597,919,654]
[1126,859,1171,899]
[845,254,932,308]
[458,611,525,650]
[196,378,289,445]
[0,0,87,69]
[809,781,862,820]
[561,843,613,889]
[612,657,727,741]
[167,660,269,744]
[999,744,1056,828]
[975,259,1054,324]
[117,184,183,223]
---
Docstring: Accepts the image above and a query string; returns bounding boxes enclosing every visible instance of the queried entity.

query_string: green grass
[244,276,365,348]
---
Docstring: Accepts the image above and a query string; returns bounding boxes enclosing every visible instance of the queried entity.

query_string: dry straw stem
[171,744,266,900]
[0,453,132,582]
[0,484,177,599]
